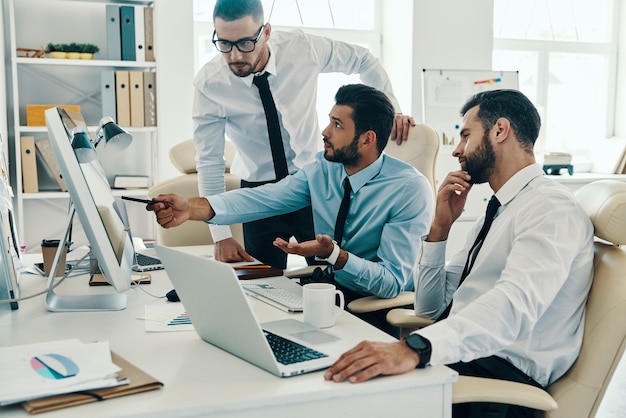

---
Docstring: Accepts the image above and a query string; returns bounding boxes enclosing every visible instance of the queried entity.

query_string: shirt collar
[494,163,544,206]
[242,43,277,87]
[341,154,385,193]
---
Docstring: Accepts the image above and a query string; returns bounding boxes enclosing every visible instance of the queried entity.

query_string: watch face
[407,334,428,351]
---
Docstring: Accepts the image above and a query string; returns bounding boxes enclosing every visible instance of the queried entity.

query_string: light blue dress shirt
[207,152,433,298]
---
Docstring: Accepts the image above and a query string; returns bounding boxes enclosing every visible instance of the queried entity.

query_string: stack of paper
[0,339,123,406]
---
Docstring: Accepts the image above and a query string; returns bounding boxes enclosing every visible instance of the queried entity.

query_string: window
[193,0,380,133]
[492,0,617,160]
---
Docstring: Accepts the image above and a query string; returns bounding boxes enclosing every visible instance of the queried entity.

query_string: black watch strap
[404,334,432,368]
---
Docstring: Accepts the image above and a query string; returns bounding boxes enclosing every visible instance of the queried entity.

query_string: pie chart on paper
[30,354,79,380]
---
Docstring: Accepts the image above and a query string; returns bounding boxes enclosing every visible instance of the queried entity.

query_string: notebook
[154,244,350,377]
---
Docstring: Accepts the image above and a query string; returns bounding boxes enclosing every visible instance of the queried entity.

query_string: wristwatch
[315,240,340,265]
[404,334,432,368]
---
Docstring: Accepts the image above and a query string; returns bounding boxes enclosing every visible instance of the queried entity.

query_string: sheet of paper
[143,302,194,332]
[0,339,122,405]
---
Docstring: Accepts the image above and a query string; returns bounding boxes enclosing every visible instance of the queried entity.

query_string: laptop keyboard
[264,331,328,365]
[135,252,161,266]
[241,283,303,311]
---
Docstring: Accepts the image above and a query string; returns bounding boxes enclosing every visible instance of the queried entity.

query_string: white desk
[0,247,457,417]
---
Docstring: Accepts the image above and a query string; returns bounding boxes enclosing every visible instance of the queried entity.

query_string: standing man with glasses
[193,0,415,268]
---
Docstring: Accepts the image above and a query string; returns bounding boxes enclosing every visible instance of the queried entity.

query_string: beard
[323,134,361,167]
[227,53,263,77]
[463,131,496,184]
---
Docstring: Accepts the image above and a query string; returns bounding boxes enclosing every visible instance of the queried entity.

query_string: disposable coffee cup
[41,239,68,277]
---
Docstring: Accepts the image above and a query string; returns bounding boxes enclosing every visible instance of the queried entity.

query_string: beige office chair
[148,140,244,246]
[390,179,626,417]
[345,123,439,315]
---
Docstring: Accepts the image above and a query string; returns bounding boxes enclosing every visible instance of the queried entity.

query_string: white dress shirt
[192,29,401,242]
[414,164,594,386]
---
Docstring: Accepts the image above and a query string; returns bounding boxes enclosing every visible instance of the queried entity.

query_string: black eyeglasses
[212,25,265,53]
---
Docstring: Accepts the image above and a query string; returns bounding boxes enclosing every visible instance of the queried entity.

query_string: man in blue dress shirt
[149,84,433,334]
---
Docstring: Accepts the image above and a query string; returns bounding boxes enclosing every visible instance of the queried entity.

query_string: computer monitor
[43,107,134,311]
[0,132,19,311]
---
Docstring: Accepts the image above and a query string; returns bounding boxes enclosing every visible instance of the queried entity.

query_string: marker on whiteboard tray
[474,78,502,85]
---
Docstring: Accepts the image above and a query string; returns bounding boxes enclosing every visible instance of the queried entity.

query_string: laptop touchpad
[291,330,339,345]
[262,319,340,344]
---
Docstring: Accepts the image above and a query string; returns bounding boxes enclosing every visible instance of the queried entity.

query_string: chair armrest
[283,265,319,278]
[453,376,557,411]
[386,308,435,329]
[346,292,414,313]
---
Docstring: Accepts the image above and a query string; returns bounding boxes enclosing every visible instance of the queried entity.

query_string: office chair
[390,179,626,417]
[148,140,244,246]
[345,123,439,317]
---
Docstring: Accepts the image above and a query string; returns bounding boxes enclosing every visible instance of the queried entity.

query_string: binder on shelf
[35,137,67,192]
[105,4,121,61]
[144,6,155,62]
[20,136,38,193]
[119,6,136,61]
[115,71,131,127]
[134,5,146,62]
[129,71,145,127]
[101,70,117,122]
[143,71,157,126]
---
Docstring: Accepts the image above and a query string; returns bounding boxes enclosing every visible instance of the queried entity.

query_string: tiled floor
[595,352,626,417]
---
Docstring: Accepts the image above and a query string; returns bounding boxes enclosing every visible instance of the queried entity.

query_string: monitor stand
[45,205,127,312]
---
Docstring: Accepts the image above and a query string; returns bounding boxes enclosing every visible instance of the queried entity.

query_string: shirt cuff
[209,224,232,242]
[419,239,447,266]
[206,196,233,242]
[414,323,460,366]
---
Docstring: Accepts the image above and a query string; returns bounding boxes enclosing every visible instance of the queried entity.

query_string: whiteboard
[421,69,519,148]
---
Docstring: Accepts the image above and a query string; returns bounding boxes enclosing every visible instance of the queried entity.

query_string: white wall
[382,0,494,122]
[0,2,8,148]
[154,0,195,182]
[616,0,626,136]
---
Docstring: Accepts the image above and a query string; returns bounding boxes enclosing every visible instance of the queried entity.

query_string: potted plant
[65,42,82,59]
[79,43,99,60]
[45,43,66,59]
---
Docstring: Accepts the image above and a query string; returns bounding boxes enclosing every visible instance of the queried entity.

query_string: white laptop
[154,244,350,377]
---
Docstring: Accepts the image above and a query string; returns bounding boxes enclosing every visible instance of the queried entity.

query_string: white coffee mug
[303,283,345,328]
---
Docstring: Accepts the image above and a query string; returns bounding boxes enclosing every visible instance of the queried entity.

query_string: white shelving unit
[3,0,171,253]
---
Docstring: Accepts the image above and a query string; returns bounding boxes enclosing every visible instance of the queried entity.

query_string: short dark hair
[213,0,264,23]
[334,84,394,154]
[460,89,541,152]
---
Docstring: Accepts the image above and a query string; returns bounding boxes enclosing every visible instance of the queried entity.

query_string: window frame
[492,0,620,157]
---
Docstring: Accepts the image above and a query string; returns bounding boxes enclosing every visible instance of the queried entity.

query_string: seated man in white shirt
[323,89,594,418]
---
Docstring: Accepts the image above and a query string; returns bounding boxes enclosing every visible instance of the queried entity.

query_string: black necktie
[334,178,352,244]
[437,195,501,321]
[252,73,289,180]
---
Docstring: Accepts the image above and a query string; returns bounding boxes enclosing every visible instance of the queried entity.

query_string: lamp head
[97,117,132,152]
[71,126,97,163]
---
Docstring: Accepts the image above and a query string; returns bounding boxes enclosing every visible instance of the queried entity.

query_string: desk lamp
[71,117,132,164]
